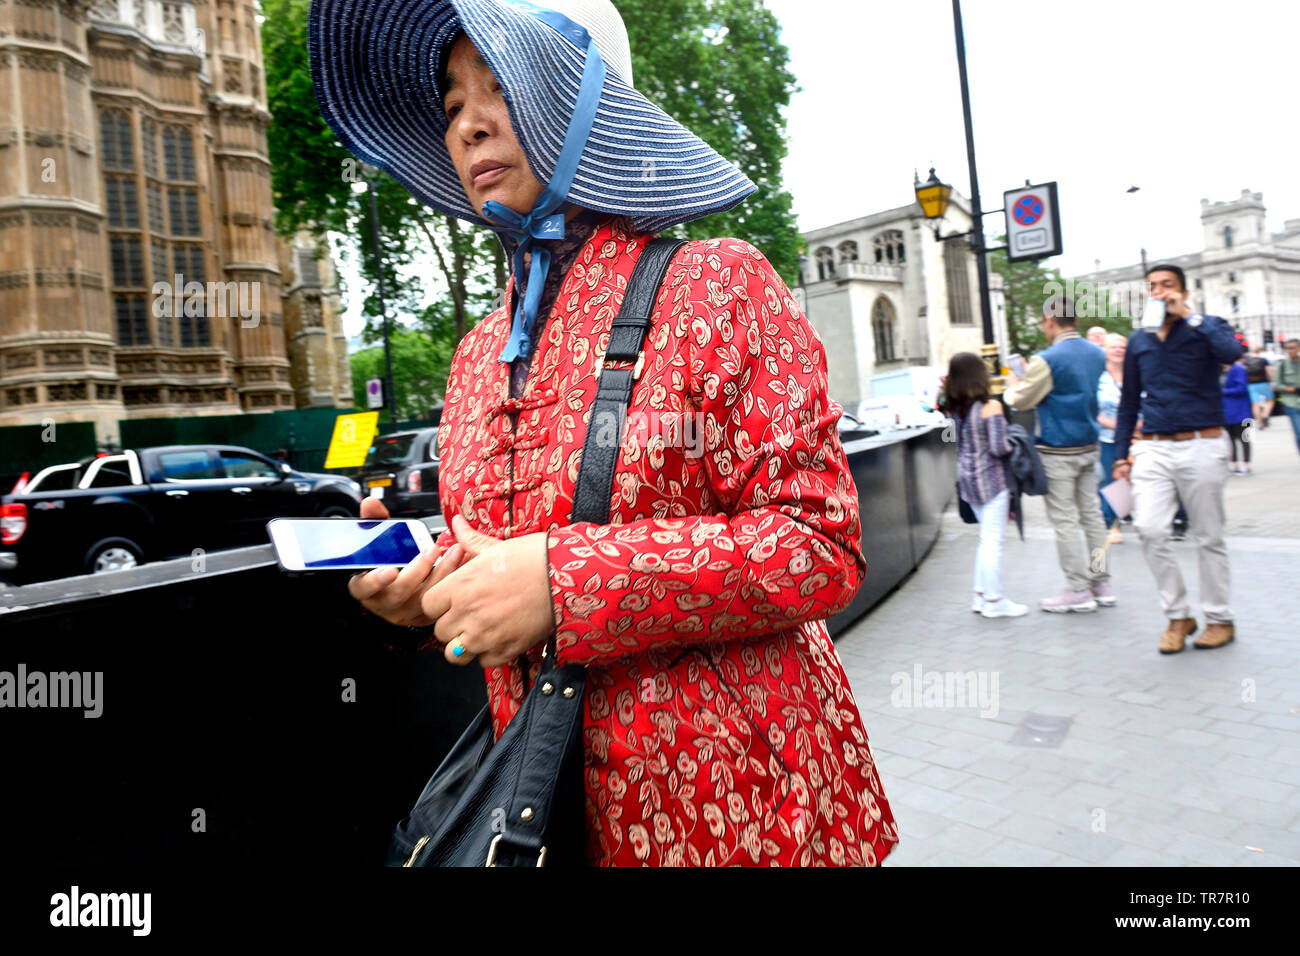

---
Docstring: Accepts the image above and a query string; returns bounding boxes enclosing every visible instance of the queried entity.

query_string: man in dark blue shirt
[1112,264,1243,654]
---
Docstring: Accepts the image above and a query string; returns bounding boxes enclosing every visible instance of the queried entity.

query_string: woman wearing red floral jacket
[314,0,897,866]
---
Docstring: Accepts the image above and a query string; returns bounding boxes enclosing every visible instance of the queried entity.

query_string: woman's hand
[421,515,555,668]
[347,496,466,627]
[1098,415,1117,430]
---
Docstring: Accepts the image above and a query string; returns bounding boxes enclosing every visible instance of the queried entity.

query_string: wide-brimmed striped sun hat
[308,0,757,235]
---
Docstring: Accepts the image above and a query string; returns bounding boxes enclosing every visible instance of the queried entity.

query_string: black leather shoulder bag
[388,236,687,867]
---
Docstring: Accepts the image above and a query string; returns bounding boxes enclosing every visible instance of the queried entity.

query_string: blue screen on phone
[291,520,422,568]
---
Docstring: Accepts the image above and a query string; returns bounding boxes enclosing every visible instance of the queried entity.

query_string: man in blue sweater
[1112,264,1244,653]
[1005,295,1111,613]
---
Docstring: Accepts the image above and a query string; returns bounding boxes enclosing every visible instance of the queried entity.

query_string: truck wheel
[319,506,353,518]
[85,537,143,574]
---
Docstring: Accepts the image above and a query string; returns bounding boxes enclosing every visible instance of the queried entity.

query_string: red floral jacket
[437,217,898,866]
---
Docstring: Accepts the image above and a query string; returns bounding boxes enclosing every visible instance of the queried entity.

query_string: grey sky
[767,0,1300,276]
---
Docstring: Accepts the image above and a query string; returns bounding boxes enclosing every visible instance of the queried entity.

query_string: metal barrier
[0,425,953,866]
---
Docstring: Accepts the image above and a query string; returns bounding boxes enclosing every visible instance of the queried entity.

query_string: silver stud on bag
[520,807,534,821]
[562,687,575,698]
[541,682,554,695]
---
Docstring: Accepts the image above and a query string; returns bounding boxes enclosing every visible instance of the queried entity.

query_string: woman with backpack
[945,353,1026,618]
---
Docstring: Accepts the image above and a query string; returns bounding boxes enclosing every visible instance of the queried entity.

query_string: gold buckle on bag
[485,833,547,867]
[401,834,430,867]
[594,351,645,380]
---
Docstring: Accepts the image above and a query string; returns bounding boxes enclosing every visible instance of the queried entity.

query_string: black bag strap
[489,237,685,865]
[489,663,586,866]
[570,236,687,526]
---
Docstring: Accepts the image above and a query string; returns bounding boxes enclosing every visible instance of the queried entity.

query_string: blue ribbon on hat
[480,6,607,364]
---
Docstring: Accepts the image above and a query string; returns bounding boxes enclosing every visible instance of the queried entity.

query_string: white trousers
[971,489,1008,600]
[1130,434,1232,623]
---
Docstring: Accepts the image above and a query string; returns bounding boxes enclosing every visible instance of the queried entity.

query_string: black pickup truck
[0,445,362,584]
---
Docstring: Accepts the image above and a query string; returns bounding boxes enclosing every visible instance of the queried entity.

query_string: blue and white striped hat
[308,0,758,235]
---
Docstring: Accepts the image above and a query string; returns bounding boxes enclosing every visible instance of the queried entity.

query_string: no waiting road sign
[1004,182,1062,262]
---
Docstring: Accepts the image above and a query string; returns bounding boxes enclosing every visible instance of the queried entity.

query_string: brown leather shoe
[1194,622,1235,649]
[1159,618,1197,655]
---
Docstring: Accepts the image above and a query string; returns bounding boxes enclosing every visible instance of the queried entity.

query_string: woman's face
[442,35,545,216]
[1106,340,1126,365]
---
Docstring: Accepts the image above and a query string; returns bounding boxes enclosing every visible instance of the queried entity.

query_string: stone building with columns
[0,0,347,448]
[1071,190,1300,348]
[797,190,1009,409]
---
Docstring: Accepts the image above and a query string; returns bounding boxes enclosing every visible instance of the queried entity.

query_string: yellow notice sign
[324,412,380,469]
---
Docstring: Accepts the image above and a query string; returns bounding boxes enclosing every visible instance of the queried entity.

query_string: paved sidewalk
[837,422,1300,866]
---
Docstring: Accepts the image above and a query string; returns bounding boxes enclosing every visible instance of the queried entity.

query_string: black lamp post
[913,0,1001,381]
[360,163,400,433]
[797,254,810,319]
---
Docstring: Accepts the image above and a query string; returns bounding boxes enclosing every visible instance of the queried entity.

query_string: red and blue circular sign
[1013,194,1044,226]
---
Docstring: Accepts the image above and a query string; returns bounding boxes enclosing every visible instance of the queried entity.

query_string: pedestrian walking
[1004,295,1112,613]
[1112,264,1244,654]
[1222,356,1253,475]
[1275,338,1300,455]
[1243,345,1274,428]
[317,0,896,866]
[945,353,1026,618]
[1096,332,1127,542]
[1086,326,1107,348]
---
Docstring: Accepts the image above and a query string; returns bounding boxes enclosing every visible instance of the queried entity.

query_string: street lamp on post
[796,254,810,319]
[913,0,1002,384]
[360,162,400,434]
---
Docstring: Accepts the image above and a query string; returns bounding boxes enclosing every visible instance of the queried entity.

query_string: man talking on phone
[1112,264,1244,654]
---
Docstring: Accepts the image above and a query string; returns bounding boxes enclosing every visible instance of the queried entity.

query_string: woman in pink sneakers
[945,353,1027,618]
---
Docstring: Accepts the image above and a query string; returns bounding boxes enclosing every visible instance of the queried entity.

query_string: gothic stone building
[798,190,1009,409]
[0,0,348,448]
[1072,190,1300,348]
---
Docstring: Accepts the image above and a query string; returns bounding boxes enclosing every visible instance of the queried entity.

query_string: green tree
[615,0,802,283]
[263,0,500,352]
[350,328,454,423]
[989,239,1132,357]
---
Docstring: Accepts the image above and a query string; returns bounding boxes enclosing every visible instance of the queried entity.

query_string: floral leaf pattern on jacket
[436,218,898,866]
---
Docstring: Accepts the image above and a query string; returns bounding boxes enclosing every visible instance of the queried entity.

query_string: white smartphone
[1140,298,1166,329]
[1007,353,1028,377]
[267,518,434,572]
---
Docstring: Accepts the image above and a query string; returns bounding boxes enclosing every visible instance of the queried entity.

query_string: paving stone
[1200,770,1295,804]
[890,807,953,841]
[1106,844,1184,866]
[929,822,1000,856]
[1102,817,1185,854]
[1200,704,1269,725]
[1227,822,1300,858]
[979,839,1063,867]
[1254,714,1300,731]
[908,764,974,791]
[961,757,1021,782]
[873,736,941,760]
[1044,830,1124,863]
[1166,833,1260,866]
[943,799,1013,830]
